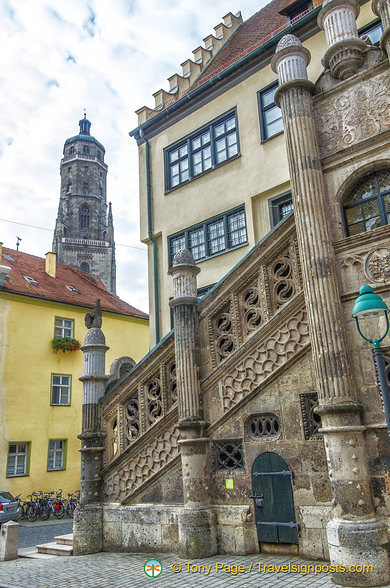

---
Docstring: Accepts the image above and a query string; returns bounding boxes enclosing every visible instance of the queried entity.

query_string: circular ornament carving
[365,249,390,283]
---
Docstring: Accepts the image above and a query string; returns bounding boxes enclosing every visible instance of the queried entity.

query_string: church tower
[53,114,116,294]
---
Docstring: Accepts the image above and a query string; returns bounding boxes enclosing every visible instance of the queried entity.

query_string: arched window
[80,262,90,273]
[80,205,90,228]
[69,146,75,155]
[344,170,390,236]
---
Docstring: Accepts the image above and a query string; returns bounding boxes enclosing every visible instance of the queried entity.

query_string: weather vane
[16,236,22,251]
[83,108,87,118]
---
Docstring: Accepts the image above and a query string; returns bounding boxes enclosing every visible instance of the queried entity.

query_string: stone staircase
[19,533,73,559]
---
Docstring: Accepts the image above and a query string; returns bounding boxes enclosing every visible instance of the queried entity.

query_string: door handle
[250,494,264,508]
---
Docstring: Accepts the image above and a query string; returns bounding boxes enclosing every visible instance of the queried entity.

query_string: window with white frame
[48,440,66,471]
[7,443,29,477]
[165,110,239,190]
[51,375,71,405]
[55,317,74,338]
[168,206,247,265]
[258,83,283,141]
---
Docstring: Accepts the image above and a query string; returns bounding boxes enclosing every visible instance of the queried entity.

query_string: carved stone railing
[101,332,175,470]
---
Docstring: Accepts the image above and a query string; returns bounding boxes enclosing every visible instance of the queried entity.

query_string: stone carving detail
[125,396,140,444]
[104,423,180,502]
[146,376,163,424]
[300,392,322,439]
[214,439,244,470]
[269,251,295,309]
[339,254,365,269]
[168,362,177,407]
[222,310,309,410]
[242,284,263,336]
[365,249,390,282]
[245,413,281,439]
[315,71,390,158]
[214,304,236,362]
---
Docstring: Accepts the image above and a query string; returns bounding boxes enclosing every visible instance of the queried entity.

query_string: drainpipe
[139,126,160,343]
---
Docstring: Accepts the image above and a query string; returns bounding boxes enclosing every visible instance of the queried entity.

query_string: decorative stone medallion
[365,249,390,282]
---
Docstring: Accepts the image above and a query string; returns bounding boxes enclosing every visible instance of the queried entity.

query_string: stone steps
[19,533,74,558]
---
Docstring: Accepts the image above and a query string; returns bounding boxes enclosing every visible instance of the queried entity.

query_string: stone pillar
[0,522,19,561]
[169,250,217,558]
[372,0,390,58]
[318,0,366,79]
[272,36,390,586]
[73,299,108,556]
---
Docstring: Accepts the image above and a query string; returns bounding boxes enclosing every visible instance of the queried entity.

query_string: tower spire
[79,111,91,136]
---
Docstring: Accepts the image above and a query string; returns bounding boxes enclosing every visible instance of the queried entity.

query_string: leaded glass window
[344,171,390,236]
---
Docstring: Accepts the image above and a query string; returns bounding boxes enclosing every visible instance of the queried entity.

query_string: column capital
[168,248,200,277]
[271,34,311,84]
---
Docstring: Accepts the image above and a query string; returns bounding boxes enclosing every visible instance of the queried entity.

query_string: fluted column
[318,0,366,79]
[372,0,390,58]
[169,250,216,558]
[272,36,389,586]
[73,299,108,556]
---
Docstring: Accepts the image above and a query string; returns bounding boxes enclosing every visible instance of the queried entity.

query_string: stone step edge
[36,542,73,556]
[54,533,73,545]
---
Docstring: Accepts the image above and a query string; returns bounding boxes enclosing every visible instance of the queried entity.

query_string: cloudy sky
[0,0,269,313]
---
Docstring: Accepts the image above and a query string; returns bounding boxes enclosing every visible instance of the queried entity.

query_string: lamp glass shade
[352,285,388,318]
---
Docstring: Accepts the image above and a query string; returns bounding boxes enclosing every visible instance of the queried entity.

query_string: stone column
[73,299,108,556]
[372,0,390,58]
[169,250,217,558]
[318,0,366,80]
[271,36,390,586]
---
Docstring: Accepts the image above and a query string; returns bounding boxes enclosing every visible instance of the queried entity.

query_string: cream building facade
[131,0,381,346]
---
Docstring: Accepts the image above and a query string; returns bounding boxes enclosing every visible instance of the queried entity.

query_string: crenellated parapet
[135,11,242,123]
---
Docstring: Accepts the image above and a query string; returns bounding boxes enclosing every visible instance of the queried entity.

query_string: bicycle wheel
[39,503,50,520]
[54,502,65,519]
[26,504,37,522]
[66,502,75,518]
[18,504,25,520]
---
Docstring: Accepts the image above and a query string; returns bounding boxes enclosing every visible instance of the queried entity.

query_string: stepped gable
[137,0,316,121]
[0,247,147,319]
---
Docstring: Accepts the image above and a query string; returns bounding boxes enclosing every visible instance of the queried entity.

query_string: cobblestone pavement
[1,551,388,588]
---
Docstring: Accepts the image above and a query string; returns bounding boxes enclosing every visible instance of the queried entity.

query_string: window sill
[260,129,284,144]
[47,468,66,472]
[6,474,28,478]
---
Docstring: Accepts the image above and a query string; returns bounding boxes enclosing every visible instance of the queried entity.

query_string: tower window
[66,184,72,194]
[83,166,88,173]
[99,185,103,196]
[97,151,101,160]
[83,145,90,154]
[80,262,90,273]
[68,167,71,173]
[82,183,88,195]
[344,170,390,236]
[80,204,90,228]
[69,146,75,155]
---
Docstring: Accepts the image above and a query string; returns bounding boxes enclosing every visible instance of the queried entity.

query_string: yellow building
[131,0,381,346]
[0,245,149,498]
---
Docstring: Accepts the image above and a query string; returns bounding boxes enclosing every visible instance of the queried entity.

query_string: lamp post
[352,285,390,437]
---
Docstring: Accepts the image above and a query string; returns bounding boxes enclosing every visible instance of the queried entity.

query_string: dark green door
[251,452,298,544]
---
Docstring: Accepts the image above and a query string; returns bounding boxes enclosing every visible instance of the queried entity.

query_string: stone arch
[106,356,136,393]
[80,262,90,273]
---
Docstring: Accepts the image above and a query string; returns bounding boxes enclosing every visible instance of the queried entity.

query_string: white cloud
[0,0,268,313]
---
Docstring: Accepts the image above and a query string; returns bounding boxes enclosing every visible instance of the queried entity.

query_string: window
[66,285,79,294]
[82,183,89,195]
[83,166,88,173]
[48,440,66,471]
[80,204,90,228]
[51,375,71,405]
[359,19,383,46]
[214,440,244,471]
[68,167,71,173]
[80,262,90,273]
[24,276,39,286]
[269,192,294,228]
[69,146,75,155]
[83,145,90,154]
[7,443,29,477]
[344,170,390,236]
[97,150,101,160]
[284,0,312,21]
[168,206,247,265]
[55,317,74,338]
[66,183,72,194]
[165,111,239,190]
[258,83,283,141]
[197,284,216,299]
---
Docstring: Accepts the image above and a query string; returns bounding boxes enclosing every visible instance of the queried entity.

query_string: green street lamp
[352,285,390,436]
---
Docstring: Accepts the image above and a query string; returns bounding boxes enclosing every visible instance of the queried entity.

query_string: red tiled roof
[0,247,148,320]
[146,0,320,117]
